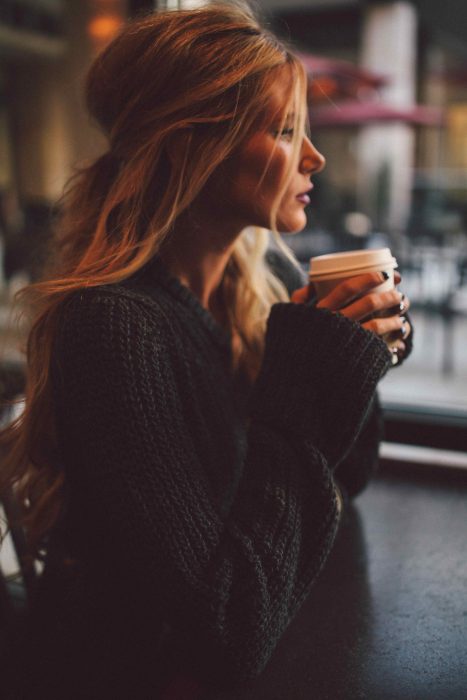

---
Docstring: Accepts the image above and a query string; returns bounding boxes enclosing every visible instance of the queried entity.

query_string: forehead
[262,65,299,123]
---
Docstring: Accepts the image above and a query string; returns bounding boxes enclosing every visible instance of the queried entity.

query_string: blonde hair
[0,1,308,554]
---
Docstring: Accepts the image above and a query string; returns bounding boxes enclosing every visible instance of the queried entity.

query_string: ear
[165,129,193,170]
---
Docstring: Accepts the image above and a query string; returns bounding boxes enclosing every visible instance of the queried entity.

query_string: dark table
[211,462,467,700]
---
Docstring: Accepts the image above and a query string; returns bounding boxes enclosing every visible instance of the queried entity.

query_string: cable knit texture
[18,254,393,698]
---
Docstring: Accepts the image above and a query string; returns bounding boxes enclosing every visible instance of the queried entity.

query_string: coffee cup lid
[309,247,397,281]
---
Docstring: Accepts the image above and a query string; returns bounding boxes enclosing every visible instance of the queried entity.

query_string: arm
[266,249,404,499]
[333,393,383,500]
[52,288,391,683]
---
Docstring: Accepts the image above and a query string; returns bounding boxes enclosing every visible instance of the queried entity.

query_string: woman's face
[208,69,326,234]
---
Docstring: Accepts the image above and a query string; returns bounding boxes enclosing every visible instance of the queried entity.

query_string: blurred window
[275,2,467,450]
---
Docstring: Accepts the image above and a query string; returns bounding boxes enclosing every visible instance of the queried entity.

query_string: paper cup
[309,248,398,300]
[309,248,400,363]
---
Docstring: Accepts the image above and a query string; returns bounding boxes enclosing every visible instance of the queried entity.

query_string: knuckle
[343,278,359,295]
[367,294,380,312]
[373,318,385,335]
[388,290,402,305]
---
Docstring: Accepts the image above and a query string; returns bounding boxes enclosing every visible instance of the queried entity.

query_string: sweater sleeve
[253,302,391,466]
[52,289,391,684]
[333,393,383,500]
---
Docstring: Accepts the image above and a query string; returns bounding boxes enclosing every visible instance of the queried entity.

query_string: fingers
[339,289,404,323]
[382,293,410,318]
[402,317,411,340]
[388,338,406,366]
[387,317,412,341]
[361,313,407,337]
[391,338,406,354]
[316,272,391,312]
[290,269,412,348]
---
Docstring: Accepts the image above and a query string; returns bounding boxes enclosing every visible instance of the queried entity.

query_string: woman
[1,3,412,697]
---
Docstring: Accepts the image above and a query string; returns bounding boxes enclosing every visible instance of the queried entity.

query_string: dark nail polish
[386,304,401,316]
[400,317,408,338]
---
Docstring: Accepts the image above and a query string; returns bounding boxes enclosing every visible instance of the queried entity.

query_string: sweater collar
[128,255,232,350]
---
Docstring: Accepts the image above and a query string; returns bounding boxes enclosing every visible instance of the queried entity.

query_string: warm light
[308,77,340,103]
[87,14,123,43]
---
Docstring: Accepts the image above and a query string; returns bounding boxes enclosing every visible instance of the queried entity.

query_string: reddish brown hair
[0,2,307,554]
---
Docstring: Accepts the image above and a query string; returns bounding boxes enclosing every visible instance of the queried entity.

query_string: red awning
[309,101,445,127]
[297,52,388,103]
[296,52,445,127]
[297,52,388,89]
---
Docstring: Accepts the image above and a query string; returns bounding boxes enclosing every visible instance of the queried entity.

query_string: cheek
[230,139,288,204]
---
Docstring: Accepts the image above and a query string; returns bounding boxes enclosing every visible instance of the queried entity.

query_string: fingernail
[400,317,408,338]
[381,271,390,281]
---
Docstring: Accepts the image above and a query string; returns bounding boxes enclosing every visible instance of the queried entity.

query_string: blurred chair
[0,360,33,658]
[0,487,38,655]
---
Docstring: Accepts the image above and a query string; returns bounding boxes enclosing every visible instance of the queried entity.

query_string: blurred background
[0,0,466,450]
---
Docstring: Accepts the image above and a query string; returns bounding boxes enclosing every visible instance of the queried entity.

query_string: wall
[6,0,127,203]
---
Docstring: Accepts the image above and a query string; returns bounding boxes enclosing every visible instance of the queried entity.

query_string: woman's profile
[1,3,412,697]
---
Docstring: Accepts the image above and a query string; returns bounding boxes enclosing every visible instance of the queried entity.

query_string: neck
[160,209,245,311]
[161,245,233,309]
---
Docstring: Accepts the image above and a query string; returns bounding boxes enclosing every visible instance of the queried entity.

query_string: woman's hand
[291,271,412,360]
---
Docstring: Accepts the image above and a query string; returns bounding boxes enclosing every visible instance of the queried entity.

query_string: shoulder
[59,283,172,330]
[55,283,176,362]
[51,285,183,401]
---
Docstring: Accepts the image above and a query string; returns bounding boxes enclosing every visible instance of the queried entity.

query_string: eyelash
[274,127,294,140]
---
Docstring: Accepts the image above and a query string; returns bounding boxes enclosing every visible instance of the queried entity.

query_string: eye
[273,127,294,141]
[281,128,294,140]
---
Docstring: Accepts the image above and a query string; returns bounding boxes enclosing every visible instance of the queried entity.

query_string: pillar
[357,1,418,234]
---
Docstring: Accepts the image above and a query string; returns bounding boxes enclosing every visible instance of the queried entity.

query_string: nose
[300,136,326,175]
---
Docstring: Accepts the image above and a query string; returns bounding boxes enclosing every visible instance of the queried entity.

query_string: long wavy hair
[0,1,308,555]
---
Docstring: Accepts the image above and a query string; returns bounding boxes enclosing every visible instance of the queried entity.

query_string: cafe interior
[0,1,466,697]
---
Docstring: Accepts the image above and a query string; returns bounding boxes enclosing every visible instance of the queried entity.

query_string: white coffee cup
[309,248,398,300]
[309,248,400,363]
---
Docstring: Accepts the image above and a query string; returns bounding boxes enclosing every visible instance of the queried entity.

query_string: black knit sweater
[20,254,395,698]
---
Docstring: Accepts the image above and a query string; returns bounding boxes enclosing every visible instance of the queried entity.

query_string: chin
[277,217,307,235]
[276,206,308,234]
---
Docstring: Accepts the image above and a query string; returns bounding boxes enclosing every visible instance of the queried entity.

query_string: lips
[296,185,313,204]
